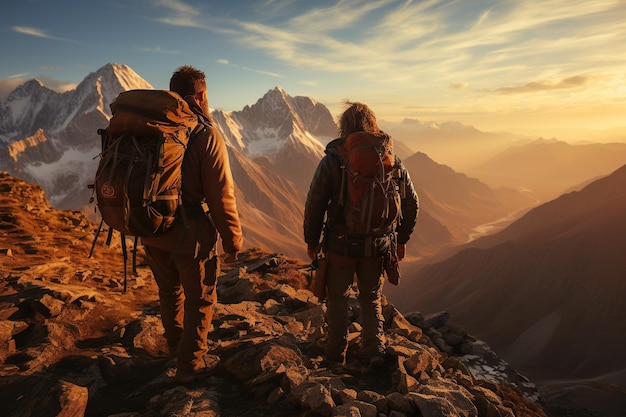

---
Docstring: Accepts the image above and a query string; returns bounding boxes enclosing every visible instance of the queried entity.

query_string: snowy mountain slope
[0,63,152,208]
[213,86,335,194]
[0,64,335,259]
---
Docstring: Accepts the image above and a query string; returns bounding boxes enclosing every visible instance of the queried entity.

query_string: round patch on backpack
[100,182,116,198]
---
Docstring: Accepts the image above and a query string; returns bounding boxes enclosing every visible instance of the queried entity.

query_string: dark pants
[144,245,219,373]
[325,255,385,362]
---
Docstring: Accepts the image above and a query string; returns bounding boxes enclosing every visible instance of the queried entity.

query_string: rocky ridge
[0,171,546,416]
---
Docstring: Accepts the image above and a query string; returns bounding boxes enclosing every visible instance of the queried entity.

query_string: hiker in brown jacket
[142,65,243,384]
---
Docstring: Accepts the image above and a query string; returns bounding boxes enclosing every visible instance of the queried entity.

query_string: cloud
[154,0,196,14]
[149,0,206,29]
[147,0,239,35]
[145,0,624,116]
[37,76,77,93]
[494,75,597,95]
[216,59,283,78]
[216,0,625,93]
[12,26,73,42]
[142,45,180,54]
[13,26,53,38]
[150,0,233,34]
[8,72,30,79]
[451,82,469,90]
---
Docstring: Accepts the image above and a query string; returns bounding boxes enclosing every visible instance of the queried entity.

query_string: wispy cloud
[216,59,283,78]
[149,0,204,28]
[13,26,54,39]
[12,26,74,42]
[451,82,469,90]
[36,76,77,93]
[142,45,180,54]
[148,0,238,35]
[494,75,598,95]
[220,0,625,90]
[144,0,625,117]
[8,72,30,79]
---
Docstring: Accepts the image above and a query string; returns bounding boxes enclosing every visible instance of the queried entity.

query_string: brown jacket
[142,99,243,255]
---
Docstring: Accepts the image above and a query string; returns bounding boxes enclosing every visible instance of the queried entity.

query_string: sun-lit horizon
[1,0,625,142]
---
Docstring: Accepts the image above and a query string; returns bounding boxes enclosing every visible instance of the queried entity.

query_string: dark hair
[338,101,380,137]
[169,65,206,97]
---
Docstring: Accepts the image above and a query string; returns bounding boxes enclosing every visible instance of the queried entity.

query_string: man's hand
[223,251,238,264]
[397,243,406,261]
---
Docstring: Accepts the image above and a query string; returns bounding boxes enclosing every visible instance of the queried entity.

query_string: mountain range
[381,118,525,172]
[0,62,537,260]
[0,64,152,209]
[387,164,626,415]
[0,64,332,259]
[465,138,626,202]
[3,62,624,260]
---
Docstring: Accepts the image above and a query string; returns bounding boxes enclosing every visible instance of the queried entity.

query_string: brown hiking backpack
[93,89,199,237]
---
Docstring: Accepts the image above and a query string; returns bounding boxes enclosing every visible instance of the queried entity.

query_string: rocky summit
[0,171,546,417]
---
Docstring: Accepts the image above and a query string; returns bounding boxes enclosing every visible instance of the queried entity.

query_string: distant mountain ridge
[466,138,626,202]
[389,164,626,413]
[381,117,525,172]
[402,152,535,257]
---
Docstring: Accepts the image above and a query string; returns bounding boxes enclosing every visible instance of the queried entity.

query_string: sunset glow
[1,0,625,140]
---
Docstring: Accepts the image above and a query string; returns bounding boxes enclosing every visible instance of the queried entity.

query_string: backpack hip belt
[326,230,394,259]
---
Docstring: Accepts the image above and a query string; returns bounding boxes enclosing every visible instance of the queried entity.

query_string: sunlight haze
[1,0,625,143]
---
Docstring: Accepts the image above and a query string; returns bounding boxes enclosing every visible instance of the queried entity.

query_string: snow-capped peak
[210,85,336,160]
[96,63,153,92]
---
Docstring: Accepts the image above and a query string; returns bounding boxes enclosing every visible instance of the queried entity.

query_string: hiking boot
[368,354,386,370]
[320,351,346,373]
[174,354,220,384]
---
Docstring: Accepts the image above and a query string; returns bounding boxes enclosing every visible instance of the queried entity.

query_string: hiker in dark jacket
[142,65,243,384]
[304,101,419,368]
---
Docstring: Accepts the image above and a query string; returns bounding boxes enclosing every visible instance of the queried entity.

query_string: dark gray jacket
[303,137,419,249]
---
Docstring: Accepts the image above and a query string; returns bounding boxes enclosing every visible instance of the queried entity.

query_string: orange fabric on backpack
[339,131,395,204]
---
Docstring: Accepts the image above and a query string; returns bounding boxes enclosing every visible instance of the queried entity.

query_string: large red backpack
[337,131,401,237]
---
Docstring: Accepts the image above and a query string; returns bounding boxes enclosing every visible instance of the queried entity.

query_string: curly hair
[338,100,381,137]
[169,65,206,97]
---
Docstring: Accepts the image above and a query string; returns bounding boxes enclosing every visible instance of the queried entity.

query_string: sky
[1,0,626,140]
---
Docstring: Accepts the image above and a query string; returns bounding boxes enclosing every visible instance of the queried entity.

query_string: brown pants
[325,255,385,362]
[144,245,219,372]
